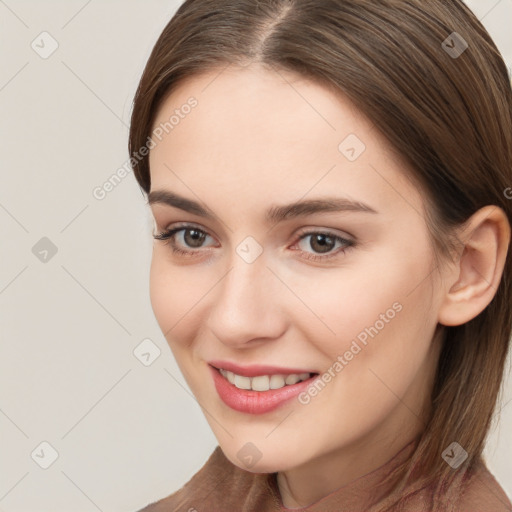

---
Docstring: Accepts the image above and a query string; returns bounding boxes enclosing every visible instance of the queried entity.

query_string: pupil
[185,229,205,247]
[312,234,334,253]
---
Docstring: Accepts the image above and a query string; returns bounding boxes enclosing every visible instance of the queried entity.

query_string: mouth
[215,366,314,391]
[208,361,319,414]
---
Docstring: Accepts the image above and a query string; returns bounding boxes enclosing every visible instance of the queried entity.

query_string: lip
[209,364,319,415]
[208,360,317,377]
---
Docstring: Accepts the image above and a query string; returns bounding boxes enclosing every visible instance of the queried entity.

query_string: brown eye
[307,233,336,254]
[182,229,207,248]
[153,224,216,256]
[293,230,355,262]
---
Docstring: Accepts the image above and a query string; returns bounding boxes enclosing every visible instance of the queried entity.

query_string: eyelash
[153,223,356,262]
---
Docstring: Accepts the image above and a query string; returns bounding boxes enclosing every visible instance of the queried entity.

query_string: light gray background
[0,1,510,511]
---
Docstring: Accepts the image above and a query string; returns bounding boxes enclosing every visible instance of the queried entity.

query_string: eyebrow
[147,190,378,223]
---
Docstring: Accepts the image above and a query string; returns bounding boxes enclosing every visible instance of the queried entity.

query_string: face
[147,63,446,473]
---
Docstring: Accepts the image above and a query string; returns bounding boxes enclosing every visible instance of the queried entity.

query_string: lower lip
[209,365,318,414]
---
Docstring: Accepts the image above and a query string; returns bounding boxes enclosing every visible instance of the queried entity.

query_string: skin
[146,63,510,508]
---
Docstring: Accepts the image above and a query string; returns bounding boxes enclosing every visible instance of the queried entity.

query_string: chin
[220,443,301,474]
[231,457,284,474]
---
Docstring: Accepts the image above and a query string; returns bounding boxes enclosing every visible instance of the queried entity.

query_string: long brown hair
[128,0,512,508]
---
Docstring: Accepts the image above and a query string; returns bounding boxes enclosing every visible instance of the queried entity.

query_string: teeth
[285,374,300,385]
[269,374,285,389]
[252,375,270,391]
[219,369,311,391]
[234,374,251,390]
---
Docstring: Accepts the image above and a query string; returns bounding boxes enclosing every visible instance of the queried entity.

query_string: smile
[208,362,319,414]
[219,368,312,391]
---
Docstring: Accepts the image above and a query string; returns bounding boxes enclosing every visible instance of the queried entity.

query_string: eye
[153,223,216,257]
[153,223,356,262]
[292,230,355,262]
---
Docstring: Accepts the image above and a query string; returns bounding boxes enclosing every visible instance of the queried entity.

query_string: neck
[276,328,443,509]
[276,419,422,509]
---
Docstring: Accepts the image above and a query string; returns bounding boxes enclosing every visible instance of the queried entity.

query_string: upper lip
[208,360,318,377]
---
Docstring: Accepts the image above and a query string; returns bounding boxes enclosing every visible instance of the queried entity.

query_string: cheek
[311,270,437,425]
[149,251,197,338]
[149,249,222,354]
[291,244,432,350]
[149,253,170,329]
[296,239,437,390]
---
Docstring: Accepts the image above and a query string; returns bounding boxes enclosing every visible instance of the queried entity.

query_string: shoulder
[451,458,512,512]
[135,445,275,512]
[383,457,512,512]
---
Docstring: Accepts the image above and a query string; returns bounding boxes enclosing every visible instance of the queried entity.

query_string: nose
[206,252,287,349]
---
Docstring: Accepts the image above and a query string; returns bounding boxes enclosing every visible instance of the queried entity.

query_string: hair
[128,0,512,509]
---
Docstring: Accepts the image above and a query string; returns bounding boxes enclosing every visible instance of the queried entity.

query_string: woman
[130,0,512,510]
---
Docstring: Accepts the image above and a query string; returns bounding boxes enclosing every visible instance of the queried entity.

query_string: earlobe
[437,206,510,327]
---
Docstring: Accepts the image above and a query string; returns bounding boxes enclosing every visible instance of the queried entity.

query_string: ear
[438,205,510,327]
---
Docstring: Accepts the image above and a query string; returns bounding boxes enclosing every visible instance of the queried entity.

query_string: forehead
[148,64,422,217]
[151,64,369,162]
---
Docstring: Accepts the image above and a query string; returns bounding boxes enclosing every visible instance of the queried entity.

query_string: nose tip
[206,260,286,348]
